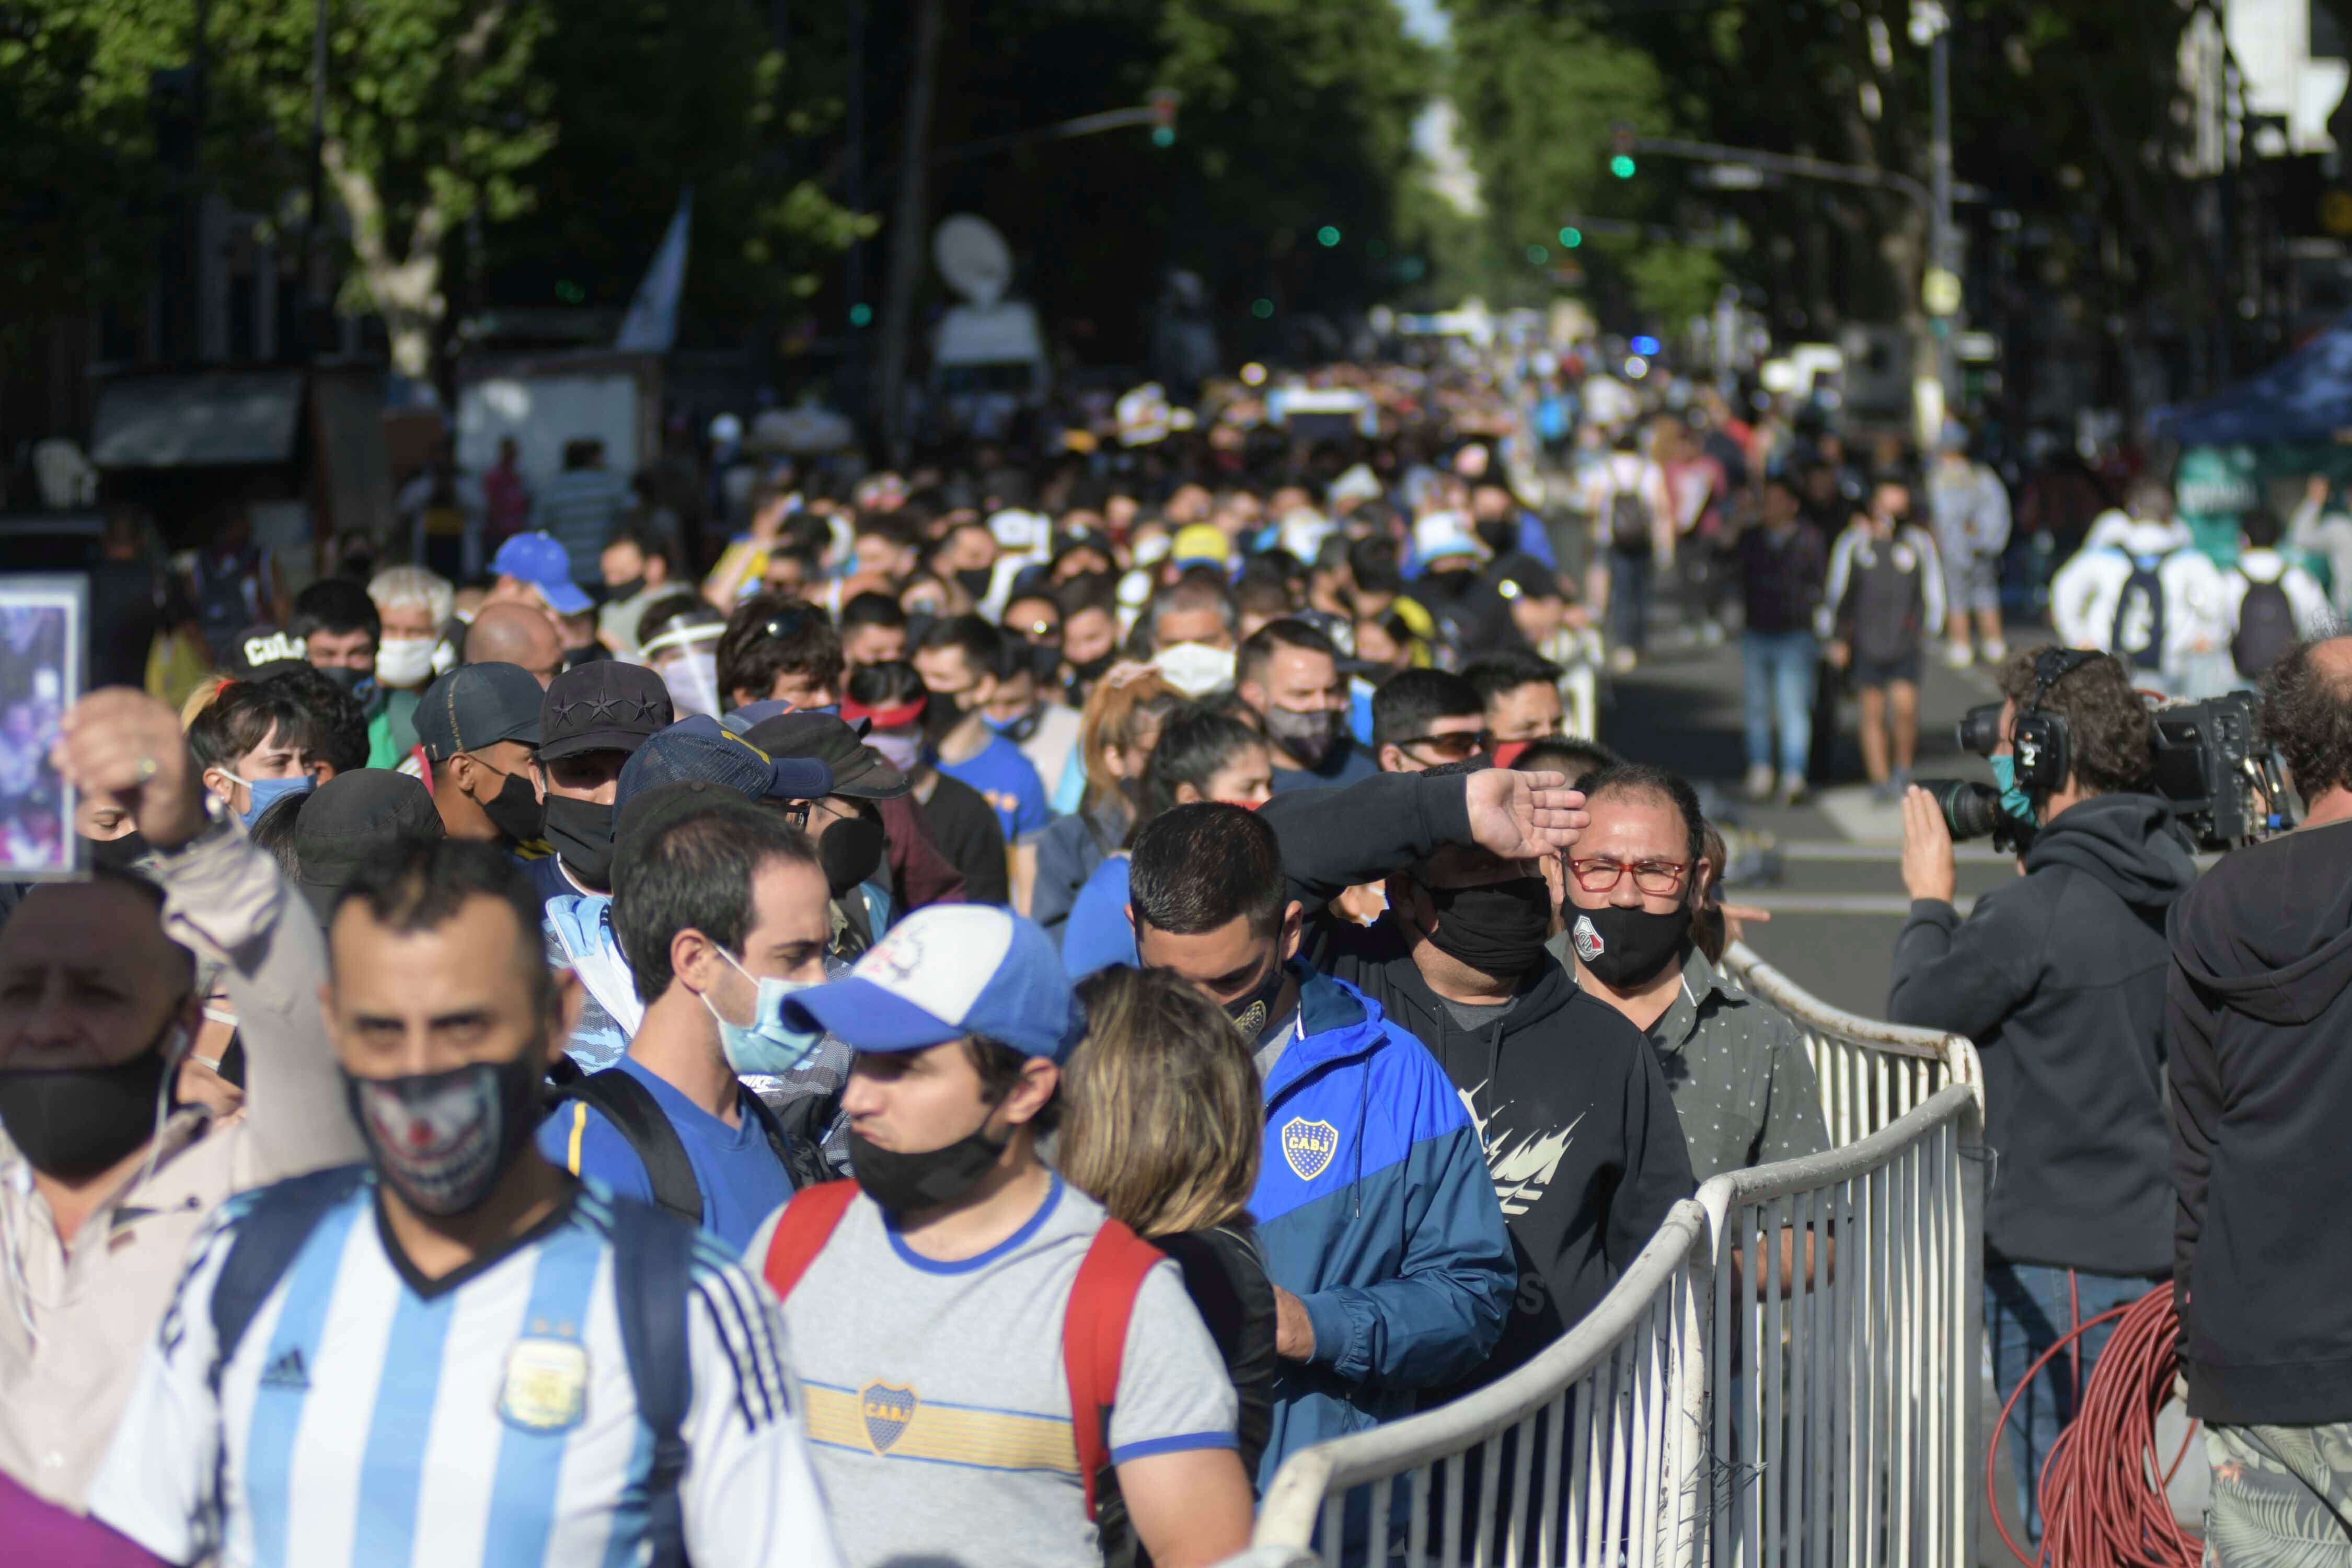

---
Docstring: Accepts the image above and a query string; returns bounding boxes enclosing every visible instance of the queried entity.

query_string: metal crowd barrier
[1701,1085,1983,1568]
[1254,1202,1713,1567]
[1719,940,1982,1144]
[1250,948,1986,1566]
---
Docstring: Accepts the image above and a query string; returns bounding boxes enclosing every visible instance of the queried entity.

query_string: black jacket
[1888,792,2195,1277]
[1260,773,1694,1394]
[2169,818,2352,1424]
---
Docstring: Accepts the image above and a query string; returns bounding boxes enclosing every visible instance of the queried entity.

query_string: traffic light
[1149,88,1180,147]
[1610,124,1637,179]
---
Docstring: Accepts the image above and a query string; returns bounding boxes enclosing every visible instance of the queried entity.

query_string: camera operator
[1887,647,2196,1546]
[2170,636,2352,1559]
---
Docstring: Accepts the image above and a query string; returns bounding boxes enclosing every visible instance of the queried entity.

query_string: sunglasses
[1394,730,1491,760]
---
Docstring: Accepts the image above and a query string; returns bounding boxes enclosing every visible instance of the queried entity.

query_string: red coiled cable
[1988,1283,2201,1568]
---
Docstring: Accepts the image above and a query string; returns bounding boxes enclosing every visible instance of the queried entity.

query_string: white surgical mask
[375,635,437,688]
[1154,641,1236,699]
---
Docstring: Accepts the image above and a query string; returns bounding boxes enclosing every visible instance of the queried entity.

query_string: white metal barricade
[1698,1085,1984,1568]
[1719,940,1982,1145]
[1253,1203,1714,1567]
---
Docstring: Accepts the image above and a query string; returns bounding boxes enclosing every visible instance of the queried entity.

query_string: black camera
[2149,691,2293,851]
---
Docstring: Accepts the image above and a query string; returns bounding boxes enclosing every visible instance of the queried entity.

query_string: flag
[615,190,693,353]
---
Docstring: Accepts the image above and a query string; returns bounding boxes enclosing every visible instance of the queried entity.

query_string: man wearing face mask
[1127,804,1518,1486]
[89,838,843,1568]
[541,784,837,1246]
[743,710,911,958]
[290,577,419,762]
[5,688,359,1530]
[1887,647,2192,1543]
[1256,760,1693,1400]
[1551,765,1828,1183]
[747,904,1256,1568]
[187,679,322,832]
[414,662,551,854]
[1239,619,1379,794]
[525,662,674,905]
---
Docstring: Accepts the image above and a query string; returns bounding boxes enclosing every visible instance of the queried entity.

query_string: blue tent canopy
[2158,312,2352,445]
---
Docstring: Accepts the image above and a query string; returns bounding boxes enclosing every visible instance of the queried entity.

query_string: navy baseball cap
[415,663,544,762]
[780,905,1085,1064]
[613,714,832,810]
[540,662,674,762]
[489,532,592,616]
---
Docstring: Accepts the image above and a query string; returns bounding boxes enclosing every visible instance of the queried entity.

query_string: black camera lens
[1956,702,2007,757]
[1912,777,2002,841]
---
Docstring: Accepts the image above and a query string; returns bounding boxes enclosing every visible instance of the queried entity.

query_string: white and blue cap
[779,905,1085,1064]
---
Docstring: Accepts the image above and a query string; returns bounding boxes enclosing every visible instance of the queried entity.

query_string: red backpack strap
[760,1179,860,1303]
[1062,1218,1166,1519]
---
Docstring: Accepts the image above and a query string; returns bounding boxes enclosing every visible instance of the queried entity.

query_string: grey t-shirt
[1436,993,1518,1034]
[751,1177,1239,1568]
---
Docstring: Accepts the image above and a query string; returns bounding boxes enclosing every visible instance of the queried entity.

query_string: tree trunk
[874,0,944,466]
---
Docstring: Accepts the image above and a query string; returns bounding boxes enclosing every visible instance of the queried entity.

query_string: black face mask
[1224,953,1292,1040]
[953,567,996,603]
[605,575,645,603]
[542,796,616,889]
[1068,650,1118,685]
[1262,704,1345,769]
[342,1052,545,1216]
[1423,875,1554,977]
[0,1018,181,1180]
[1474,517,1517,555]
[85,831,153,876]
[477,766,546,844]
[848,1123,1007,1214]
[820,811,887,898]
[317,663,378,705]
[923,690,969,744]
[1566,903,1690,989]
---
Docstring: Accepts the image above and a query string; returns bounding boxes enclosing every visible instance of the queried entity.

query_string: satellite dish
[934,214,1012,307]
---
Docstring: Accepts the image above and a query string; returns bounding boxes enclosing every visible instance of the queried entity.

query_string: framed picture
[0,575,86,880]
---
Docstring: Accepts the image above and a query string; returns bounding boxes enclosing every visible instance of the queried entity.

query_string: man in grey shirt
[1550,762,1829,1181]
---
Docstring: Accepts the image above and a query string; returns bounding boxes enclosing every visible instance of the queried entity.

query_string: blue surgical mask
[701,947,825,1077]
[1988,754,2035,824]
[234,772,315,831]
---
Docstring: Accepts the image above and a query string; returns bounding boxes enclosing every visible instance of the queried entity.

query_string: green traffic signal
[1610,154,1636,179]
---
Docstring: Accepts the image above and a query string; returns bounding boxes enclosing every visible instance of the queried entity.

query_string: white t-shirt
[749,1175,1238,1568]
[90,1178,841,1568]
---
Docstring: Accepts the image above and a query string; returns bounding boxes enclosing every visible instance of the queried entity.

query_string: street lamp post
[1916,1,1961,426]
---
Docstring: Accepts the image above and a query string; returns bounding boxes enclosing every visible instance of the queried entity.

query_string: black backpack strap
[607,1198,698,1568]
[207,1164,370,1396]
[742,1088,834,1194]
[554,1070,702,1224]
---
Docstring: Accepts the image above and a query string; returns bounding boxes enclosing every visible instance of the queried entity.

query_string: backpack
[205,1165,699,1568]
[762,1180,1162,1519]
[2110,552,2170,673]
[2232,576,2297,678]
[1606,471,1654,554]
[551,1067,835,1221]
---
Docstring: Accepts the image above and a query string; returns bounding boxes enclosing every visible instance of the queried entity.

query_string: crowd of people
[8,349,2352,1568]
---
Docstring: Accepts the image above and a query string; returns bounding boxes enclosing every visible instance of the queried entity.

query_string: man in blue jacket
[1129,804,1517,1486]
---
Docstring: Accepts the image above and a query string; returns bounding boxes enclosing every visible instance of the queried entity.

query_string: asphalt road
[1591,622,2025,1018]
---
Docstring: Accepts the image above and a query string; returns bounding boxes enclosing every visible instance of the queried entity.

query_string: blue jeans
[1742,631,1818,778]
[1985,1263,2161,1546]
[1607,546,1653,654]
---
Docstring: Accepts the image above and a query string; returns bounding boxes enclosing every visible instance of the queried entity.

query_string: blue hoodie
[1251,965,1516,1487]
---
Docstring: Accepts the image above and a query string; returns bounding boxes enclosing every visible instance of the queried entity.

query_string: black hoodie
[1259,773,1695,1394]
[2169,816,2352,1424]
[1888,791,2197,1277]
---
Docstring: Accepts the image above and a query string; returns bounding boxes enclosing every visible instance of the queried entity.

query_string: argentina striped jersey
[88,1174,841,1568]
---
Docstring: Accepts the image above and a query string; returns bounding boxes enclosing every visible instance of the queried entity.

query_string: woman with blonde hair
[1065,966,1275,1562]
[1031,663,1181,944]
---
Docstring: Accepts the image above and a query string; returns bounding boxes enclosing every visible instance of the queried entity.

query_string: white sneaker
[1742,763,1775,802]
[1941,640,1974,670]
[1981,637,2008,663]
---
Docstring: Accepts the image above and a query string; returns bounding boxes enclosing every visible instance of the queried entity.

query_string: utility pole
[1917,1,1961,428]
[873,0,942,465]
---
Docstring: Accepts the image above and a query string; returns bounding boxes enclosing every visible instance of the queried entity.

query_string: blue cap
[613,714,833,809]
[489,532,593,616]
[781,905,1085,1064]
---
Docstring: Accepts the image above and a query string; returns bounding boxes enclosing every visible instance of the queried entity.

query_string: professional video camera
[1915,690,2293,855]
